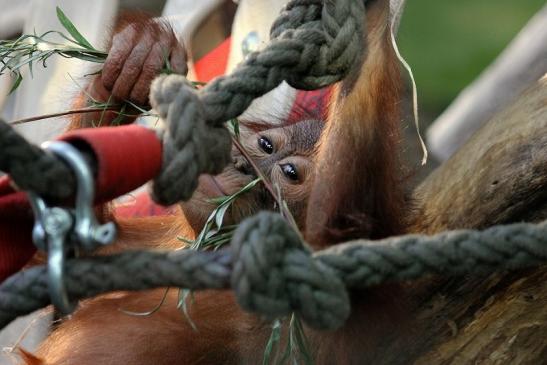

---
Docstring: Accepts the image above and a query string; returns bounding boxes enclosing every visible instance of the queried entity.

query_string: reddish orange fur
[23,1,414,363]
[305,1,405,247]
[18,349,42,365]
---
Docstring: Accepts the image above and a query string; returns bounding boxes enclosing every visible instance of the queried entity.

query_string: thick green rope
[1,213,545,331]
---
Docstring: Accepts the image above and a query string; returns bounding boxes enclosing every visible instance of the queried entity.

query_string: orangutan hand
[90,19,188,107]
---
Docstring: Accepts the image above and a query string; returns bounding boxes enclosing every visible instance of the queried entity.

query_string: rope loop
[231,211,350,330]
[150,75,232,204]
[1,218,546,330]
[270,0,323,39]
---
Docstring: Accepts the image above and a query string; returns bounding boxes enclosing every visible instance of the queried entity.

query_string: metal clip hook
[31,204,74,313]
[44,141,117,250]
[28,141,117,314]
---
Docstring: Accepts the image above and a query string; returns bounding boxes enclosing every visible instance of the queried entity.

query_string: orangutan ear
[389,0,406,35]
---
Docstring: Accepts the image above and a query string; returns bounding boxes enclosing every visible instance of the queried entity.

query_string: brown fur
[301,2,415,363]
[305,1,405,247]
[23,1,412,363]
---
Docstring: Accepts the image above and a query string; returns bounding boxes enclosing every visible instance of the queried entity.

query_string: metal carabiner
[27,141,117,314]
[44,141,117,251]
[31,204,74,314]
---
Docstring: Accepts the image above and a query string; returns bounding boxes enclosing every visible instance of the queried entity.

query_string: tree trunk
[400,75,547,364]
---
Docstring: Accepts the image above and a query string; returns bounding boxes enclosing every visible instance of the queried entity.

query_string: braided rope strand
[0,119,74,199]
[1,213,545,330]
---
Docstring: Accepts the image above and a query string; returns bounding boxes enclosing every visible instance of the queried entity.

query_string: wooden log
[413,75,547,234]
[396,75,547,364]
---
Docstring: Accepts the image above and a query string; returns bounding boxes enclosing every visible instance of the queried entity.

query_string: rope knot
[149,75,232,205]
[231,211,350,330]
[144,0,366,206]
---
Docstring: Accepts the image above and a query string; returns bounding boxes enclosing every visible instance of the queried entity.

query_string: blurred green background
[398,0,545,121]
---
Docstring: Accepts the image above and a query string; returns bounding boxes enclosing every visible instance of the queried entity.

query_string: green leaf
[192,178,261,250]
[12,51,43,71]
[177,289,198,331]
[109,103,127,126]
[62,52,105,63]
[292,315,314,365]
[56,7,95,50]
[211,237,232,250]
[83,69,102,77]
[263,319,282,365]
[176,236,194,244]
[120,287,170,316]
[207,196,230,205]
[240,177,262,193]
[28,52,34,77]
[8,73,23,94]
[204,227,220,240]
[214,203,231,231]
[161,48,173,75]
[191,81,207,88]
[227,118,240,138]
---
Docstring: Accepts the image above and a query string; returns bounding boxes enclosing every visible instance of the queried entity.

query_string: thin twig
[9,107,119,125]
[231,136,280,207]
[231,136,299,233]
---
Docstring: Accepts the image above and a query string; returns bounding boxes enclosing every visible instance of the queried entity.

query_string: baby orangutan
[24,0,412,363]
[184,119,321,233]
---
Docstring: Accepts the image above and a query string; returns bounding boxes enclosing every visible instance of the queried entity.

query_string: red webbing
[194,37,231,83]
[0,177,35,282]
[59,125,162,202]
[287,87,333,124]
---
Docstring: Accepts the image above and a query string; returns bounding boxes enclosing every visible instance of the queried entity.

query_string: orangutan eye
[281,163,298,181]
[258,136,274,154]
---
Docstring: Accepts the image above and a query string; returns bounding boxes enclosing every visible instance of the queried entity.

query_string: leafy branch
[263,315,313,365]
[178,177,262,251]
[0,7,107,94]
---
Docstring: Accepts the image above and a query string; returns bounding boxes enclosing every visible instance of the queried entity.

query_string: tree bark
[400,75,547,364]
[413,75,547,234]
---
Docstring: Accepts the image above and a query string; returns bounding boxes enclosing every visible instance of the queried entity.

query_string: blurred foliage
[398,0,545,117]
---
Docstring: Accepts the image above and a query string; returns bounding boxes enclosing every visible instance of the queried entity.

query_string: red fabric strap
[194,37,231,83]
[287,87,333,124]
[0,179,35,282]
[59,125,162,203]
[0,125,163,282]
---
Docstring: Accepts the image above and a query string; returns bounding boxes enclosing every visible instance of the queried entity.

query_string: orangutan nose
[233,156,254,176]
